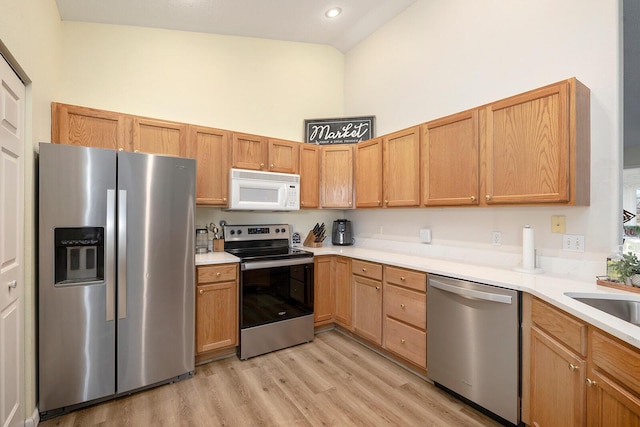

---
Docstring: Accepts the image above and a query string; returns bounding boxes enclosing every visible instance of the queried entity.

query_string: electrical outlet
[419,228,432,243]
[492,231,502,246]
[563,234,585,252]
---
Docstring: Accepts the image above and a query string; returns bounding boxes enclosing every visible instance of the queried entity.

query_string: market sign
[304,116,375,145]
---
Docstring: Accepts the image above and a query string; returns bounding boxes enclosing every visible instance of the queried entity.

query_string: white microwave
[229,168,300,211]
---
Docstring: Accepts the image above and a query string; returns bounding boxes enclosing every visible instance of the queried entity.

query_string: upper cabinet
[52,103,130,151]
[186,125,230,207]
[355,138,383,208]
[481,78,590,206]
[231,133,300,173]
[299,144,320,208]
[320,144,354,208]
[132,117,188,156]
[383,126,421,207]
[422,110,479,206]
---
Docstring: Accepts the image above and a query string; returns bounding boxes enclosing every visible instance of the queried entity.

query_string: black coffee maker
[332,219,354,246]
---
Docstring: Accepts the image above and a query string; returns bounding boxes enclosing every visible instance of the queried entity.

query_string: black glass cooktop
[225,246,313,262]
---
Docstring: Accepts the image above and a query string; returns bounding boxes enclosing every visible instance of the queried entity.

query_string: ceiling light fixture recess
[325,7,342,18]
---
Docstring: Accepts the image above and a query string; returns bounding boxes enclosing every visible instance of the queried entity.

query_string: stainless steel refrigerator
[38,143,196,418]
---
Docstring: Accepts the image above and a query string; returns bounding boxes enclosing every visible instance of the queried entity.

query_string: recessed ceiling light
[325,7,342,18]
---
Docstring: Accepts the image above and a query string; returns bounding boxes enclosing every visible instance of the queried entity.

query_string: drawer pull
[586,378,597,387]
[400,303,406,309]
[362,267,367,272]
[401,338,406,344]
[470,196,476,202]
[568,363,579,372]
[375,286,380,290]
[216,272,221,277]
[199,289,204,295]
[400,276,405,281]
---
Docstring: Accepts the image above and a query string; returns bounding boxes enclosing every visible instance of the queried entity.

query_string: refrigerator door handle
[118,189,127,319]
[106,189,116,322]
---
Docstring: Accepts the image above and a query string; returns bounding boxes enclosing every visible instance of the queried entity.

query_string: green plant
[613,252,640,282]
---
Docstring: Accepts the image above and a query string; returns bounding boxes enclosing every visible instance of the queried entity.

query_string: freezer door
[116,151,195,393]
[38,144,117,412]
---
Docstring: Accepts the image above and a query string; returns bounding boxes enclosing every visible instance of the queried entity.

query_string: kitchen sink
[565,292,640,326]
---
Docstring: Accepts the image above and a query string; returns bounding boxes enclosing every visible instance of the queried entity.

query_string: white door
[0,54,25,427]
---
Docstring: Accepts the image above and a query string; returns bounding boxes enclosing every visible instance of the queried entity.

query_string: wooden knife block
[303,230,323,248]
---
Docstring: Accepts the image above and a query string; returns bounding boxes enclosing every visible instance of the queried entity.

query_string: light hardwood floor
[40,330,502,426]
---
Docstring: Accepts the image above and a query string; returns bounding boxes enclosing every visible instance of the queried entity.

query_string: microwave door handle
[105,189,116,321]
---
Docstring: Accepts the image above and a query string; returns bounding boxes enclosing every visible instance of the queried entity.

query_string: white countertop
[196,245,640,350]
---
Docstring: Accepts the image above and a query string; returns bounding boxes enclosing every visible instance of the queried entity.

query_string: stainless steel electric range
[223,224,314,360]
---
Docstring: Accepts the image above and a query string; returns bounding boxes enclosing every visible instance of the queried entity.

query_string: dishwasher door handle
[429,279,512,304]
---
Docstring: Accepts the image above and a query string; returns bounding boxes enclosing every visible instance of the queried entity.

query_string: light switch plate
[551,215,566,233]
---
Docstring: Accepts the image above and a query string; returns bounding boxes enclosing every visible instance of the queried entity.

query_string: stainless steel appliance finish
[427,275,520,425]
[224,224,314,360]
[38,143,196,417]
[331,219,353,246]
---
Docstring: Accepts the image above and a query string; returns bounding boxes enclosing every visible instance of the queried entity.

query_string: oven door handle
[241,257,314,271]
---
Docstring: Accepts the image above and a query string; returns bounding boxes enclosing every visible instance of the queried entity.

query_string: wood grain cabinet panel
[334,257,352,328]
[422,110,479,206]
[299,144,320,208]
[352,274,383,345]
[132,117,188,156]
[231,132,268,170]
[52,102,129,151]
[314,256,334,325]
[481,78,590,205]
[384,317,426,368]
[532,297,587,356]
[383,126,420,207]
[187,125,230,206]
[355,138,383,208]
[320,145,354,208]
[268,138,299,173]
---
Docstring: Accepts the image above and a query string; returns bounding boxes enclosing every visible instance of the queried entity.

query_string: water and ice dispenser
[54,227,104,285]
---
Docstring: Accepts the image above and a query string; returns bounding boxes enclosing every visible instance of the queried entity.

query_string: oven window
[241,263,314,329]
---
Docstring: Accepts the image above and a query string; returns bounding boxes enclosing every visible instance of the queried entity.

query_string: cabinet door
[530,326,586,427]
[268,138,299,173]
[231,132,268,170]
[320,145,354,208]
[352,275,382,345]
[299,144,319,208]
[196,281,238,353]
[355,138,383,208]
[132,117,188,156]
[52,103,129,151]
[187,125,230,206]
[483,81,570,204]
[314,256,334,325]
[422,110,479,206]
[383,126,420,207]
[586,368,640,427]
[334,257,352,328]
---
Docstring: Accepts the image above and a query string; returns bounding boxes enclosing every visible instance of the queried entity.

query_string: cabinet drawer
[590,328,640,396]
[384,266,426,292]
[384,284,426,329]
[352,259,382,280]
[197,264,238,284]
[532,298,587,356]
[384,317,426,368]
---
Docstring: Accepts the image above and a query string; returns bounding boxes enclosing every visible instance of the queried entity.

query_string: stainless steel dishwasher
[427,275,520,426]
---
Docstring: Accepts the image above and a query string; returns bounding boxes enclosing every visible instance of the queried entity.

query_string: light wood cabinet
[231,132,268,170]
[187,125,230,206]
[132,117,188,156]
[352,260,383,345]
[314,256,334,326]
[382,266,427,368]
[382,126,421,207]
[51,102,130,151]
[268,138,299,173]
[355,138,383,208]
[320,145,354,208]
[334,256,352,328]
[421,110,479,206]
[481,78,590,206]
[299,144,320,208]
[195,263,238,354]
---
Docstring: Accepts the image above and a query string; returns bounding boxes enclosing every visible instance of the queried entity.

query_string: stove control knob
[281,228,286,233]
[229,230,235,235]
[237,230,242,235]
[275,229,280,233]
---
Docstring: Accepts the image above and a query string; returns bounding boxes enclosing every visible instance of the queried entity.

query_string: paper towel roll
[522,225,535,270]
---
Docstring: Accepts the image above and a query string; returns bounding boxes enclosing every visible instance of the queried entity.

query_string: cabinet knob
[260,162,264,168]
[348,201,352,206]
[199,289,204,295]
[270,163,274,169]
[377,200,381,206]
[470,196,476,202]
[400,276,405,281]
[400,303,406,309]
[375,286,380,290]
[362,267,367,272]
[216,272,221,277]
[401,338,406,344]
[384,199,388,205]
[568,363,579,372]
[223,197,227,202]
[301,201,305,206]
[586,378,597,387]
[485,195,491,201]
[118,148,124,152]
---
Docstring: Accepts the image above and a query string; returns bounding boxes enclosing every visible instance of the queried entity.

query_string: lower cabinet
[334,256,352,328]
[351,260,383,345]
[195,263,238,354]
[314,256,334,325]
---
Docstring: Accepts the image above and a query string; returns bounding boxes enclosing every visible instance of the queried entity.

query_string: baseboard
[24,406,40,427]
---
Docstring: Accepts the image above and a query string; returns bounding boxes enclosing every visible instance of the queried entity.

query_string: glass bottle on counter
[607,245,623,282]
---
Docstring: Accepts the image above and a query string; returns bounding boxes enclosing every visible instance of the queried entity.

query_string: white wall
[0,0,63,420]
[58,22,345,141]
[343,0,622,266]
